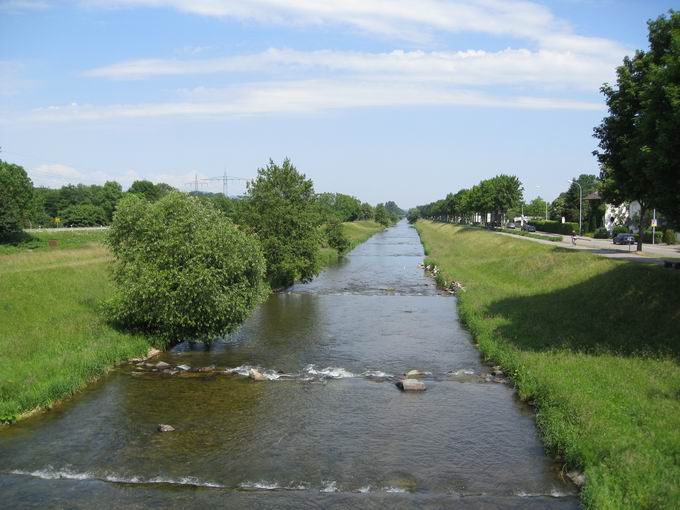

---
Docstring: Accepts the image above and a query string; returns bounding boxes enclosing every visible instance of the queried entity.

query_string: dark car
[522,224,536,232]
[507,222,517,229]
[613,233,636,245]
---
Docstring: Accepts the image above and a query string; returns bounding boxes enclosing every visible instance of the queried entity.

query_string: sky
[0,0,675,207]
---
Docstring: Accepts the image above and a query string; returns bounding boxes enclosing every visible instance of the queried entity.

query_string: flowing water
[0,221,579,509]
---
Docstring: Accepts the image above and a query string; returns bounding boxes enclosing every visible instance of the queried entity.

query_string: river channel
[0,221,579,509]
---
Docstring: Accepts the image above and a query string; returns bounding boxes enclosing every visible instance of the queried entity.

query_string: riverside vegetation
[416,220,680,510]
[0,158,390,423]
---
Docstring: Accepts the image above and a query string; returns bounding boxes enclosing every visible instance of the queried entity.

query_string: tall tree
[594,11,680,248]
[0,160,33,235]
[239,158,321,288]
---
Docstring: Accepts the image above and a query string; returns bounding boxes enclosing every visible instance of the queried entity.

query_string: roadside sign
[651,219,657,228]
[561,217,565,224]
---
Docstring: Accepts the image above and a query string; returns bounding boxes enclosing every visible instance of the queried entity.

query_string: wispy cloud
[23,78,603,123]
[84,47,618,90]
[89,0,625,56]
[0,0,49,11]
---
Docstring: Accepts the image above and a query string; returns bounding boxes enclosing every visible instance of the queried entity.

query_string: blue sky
[0,0,675,207]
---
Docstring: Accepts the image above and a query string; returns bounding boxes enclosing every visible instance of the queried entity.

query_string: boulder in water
[176,364,191,371]
[405,370,425,379]
[157,424,175,433]
[155,361,170,369]
[396,379,426,391]
[249,368,268,381]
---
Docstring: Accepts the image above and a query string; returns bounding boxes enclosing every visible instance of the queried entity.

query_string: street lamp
[568,179,583,235]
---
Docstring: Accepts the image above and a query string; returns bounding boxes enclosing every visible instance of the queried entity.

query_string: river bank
[415,220,680,509]
[0,221,384,424]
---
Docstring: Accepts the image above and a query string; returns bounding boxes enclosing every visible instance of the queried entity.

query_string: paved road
[498,230,680,265]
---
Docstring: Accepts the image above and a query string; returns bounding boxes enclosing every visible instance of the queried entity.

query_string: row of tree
[408,174,523,225]
[0,160,401,233]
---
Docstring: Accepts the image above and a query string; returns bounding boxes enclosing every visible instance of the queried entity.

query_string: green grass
[415,221,680,510]
[498,227,562,242]
[0,229,108,254]
[319,220,385,267]
[0,245,153,423]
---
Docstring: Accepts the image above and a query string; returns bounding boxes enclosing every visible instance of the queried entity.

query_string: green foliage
[594,227,610,239]
[384,201,404,219]
[663,229,677,244]
[324,219,351,254]
[594,12,680,240]
[639,229,663,244]
[238,158,321,288]
[406,208,421,224]
[529,219,579,235]
[127,180,175,202]
[374,203,391,226]
[359,202,374,220]
[612,225,630,236]
[0,160,33,234]
[416,221,680,509]
[550,175,599,223]
[107,192,267,341]
[524,196,548,218]
[316,192,363,222]
[61,203,107,226]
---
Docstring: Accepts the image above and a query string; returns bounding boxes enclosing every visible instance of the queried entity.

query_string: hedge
[529,219,580,235]
[663,229,677,245]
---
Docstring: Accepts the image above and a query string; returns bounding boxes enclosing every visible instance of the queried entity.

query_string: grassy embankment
[0,230,151,423]
[0,222,384,423]
[415,221,680,510]
[318,220,384,266]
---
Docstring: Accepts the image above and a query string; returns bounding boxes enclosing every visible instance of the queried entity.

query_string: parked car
[613,233,636,245]
[507,222,517,229]
[522,224,536,232]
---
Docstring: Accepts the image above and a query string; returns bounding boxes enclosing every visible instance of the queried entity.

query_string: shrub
[324,219,350,254]
[663,229,676,245]
[640,229,663,244]
[61,203,107,226]
[529,219,580,235]
[107,192,267,342]
[612,225,630,236]
[594,227,610,239]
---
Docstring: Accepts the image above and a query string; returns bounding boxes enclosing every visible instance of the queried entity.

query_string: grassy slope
[0,242,151,422]
[319,220,384,266]
[1,222,383,422]
[415,221,680,510]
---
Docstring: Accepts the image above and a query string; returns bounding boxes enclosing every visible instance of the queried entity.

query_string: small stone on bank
[157,424,175,433]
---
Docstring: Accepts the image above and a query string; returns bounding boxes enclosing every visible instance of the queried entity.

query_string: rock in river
[157,424,175,433]
[249,368,268,381]
[155,361,170,369]
[405,370,425,379]
[176,364,191,371]
[396,379,426,391]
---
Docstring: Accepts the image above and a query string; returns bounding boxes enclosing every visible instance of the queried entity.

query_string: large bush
[238,158,321,288]
[663,229,677,245]
[61,203,107,226]
[324,219,350,254]
[0,160,33,235]
[529,219,580,235]
[593,227,610,239]
[107,192,267,342]
[640,229,663,244]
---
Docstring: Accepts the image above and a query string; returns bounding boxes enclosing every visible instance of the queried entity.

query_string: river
[0,221,579,509]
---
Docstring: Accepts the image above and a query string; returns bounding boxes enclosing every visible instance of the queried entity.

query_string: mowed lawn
[415,221,680,510]
[0,234,152,423]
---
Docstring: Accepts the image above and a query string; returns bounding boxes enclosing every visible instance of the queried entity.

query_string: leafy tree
[374,203,390,226]
[107,192,267,341]
[324,218,350,254]
[594,11,680,247]
[61,203,107,226]
[0,160,33,235]
[128,180,174,202]
[407,208,421,224]
[359,202,374,220]
[96,181,123,221]
[239,158,321,288]
[525,196,549,218]
[384,201,404,219]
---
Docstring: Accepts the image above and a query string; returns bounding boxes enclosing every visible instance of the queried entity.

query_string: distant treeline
[0,159,404,232]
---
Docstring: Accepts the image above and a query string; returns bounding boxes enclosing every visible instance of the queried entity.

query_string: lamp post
[568,179,583,235]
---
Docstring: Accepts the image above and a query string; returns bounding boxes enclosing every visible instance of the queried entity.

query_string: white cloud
[22,78,603,123]
[84,47,618,90]
[0,0,49,11]
[89,0,626,57]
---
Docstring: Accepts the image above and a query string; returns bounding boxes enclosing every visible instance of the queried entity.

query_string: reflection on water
[0,221,579,509]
